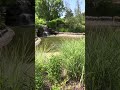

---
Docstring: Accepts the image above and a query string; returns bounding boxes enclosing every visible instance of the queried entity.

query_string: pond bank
[35,32,85,46]
[47,32,85,38]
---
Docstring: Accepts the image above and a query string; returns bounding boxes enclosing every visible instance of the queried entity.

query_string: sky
[61,0,85,18]
[63,0,85,13]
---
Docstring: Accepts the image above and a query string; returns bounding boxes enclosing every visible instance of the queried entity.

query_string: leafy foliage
[35,14,46,28]
[47,56,63,84]
[63,0,85,33]
[64,8,73,18]
[47,18,65,29]
[35,0,65,21]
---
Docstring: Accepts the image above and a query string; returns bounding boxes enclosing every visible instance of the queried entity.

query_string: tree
[65,8,73,18]
[74,0,82,24]
[35,0,65,21]
[75,0,81,16]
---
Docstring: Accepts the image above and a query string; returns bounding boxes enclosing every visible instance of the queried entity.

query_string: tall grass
[35,37,85,90]
[35,41,56,90]
[86,26,120,90]
[60,39,85,81]
[35,46,48,90]
[0,29,34,90]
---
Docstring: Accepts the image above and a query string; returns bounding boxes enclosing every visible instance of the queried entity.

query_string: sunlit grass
[35,36,85,90]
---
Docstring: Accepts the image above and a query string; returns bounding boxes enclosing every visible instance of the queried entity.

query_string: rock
[35,37,41,46]
[0,27,15,48]
[5,0,34,26]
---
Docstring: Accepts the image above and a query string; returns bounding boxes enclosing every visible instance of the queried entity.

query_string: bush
[73,25,85,33]
[35,15,46,28]
[47,56,63,84]
[47,18,65,29]
[58,28,69,32]
[65,17,85,33]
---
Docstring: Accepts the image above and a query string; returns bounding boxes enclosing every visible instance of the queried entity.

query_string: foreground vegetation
[0,27,34,90]
[86,26,120,90]
[35,37,85,90]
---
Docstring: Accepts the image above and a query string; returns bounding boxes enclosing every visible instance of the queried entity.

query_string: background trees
[35,0,85,33]
[64,8,73,18]
[64,0,85,32]
[35,0,64,21]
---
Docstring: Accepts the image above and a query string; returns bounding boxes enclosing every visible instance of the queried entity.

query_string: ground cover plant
[35,37,85,90]
[86,26,120,90]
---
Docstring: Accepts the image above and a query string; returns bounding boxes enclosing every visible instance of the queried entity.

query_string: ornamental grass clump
[60,38,85,81]
[86,26,120,90]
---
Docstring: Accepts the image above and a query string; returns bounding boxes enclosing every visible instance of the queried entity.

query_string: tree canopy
[64,8,73,18]
[35,0,65,21]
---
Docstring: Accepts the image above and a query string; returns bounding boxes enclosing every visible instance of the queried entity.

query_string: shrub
[47,56,63,84]
[47,18,65,29]
[65,17,85,33]
[73,25,85,33]
[58,28,69,32]
[35,15,46,28]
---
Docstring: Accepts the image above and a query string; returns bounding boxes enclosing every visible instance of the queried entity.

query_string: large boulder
[36,25,59,37]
